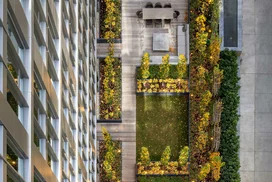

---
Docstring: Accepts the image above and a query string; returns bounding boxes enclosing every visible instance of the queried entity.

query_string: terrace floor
[97,0,188,181]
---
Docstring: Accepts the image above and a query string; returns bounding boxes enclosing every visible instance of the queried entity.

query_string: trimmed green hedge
[219,50,241,182]
[137,65,188,79]
[137,176,188,182]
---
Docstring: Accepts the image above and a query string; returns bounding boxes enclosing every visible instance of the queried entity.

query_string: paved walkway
[97,0,187,181]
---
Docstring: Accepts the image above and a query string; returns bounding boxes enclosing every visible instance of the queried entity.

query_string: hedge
[137,65,188,79]
[218,50,240,182]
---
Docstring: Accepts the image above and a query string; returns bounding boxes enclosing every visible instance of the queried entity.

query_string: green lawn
[136,95,188,161]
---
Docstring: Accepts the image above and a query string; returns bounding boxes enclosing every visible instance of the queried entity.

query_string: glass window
[7,63,18,83]
[6,145,19,171]
[7,175,15,182]
[7,14,24,60]
[34,131,40,148]
[7,90,18,116]
[47,154,51,167]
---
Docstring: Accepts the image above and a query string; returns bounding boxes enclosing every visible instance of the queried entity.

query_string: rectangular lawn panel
[136,95,188,161]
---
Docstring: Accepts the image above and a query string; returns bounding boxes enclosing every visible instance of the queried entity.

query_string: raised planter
[136,162,189,176]
[99,141,122,182]
[136,66,189,94]
[99,58,122,121]
[136,78,189,94]
[99,0,122,39]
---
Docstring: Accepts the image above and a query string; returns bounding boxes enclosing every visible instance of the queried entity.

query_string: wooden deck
[97,0,188,181]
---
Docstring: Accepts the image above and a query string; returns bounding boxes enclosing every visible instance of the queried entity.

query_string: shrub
[102,127,112,148]
[210,152,225,181]
[198,163,211,180]
[161,146,171,166]
[140,53,150,79]
[218,50,240,182]
[178,146,189,167]
[140,147,150,166]
[177,54,187,79]
[159,54,170,79]
[100,127,121,181]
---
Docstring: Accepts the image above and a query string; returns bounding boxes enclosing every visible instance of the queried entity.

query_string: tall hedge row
[219,50,240,182]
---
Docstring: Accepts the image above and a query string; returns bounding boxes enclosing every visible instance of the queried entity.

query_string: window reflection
[224,0,238,47]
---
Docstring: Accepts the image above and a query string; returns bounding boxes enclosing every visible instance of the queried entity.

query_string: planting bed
[99,58,122,120]
[99,140,122,181]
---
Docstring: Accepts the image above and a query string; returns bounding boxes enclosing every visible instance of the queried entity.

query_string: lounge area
[136,2,180,27]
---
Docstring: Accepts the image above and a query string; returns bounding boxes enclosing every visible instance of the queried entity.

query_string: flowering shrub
[137,79,189,93]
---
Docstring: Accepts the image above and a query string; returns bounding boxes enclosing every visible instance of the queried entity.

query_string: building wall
[0,0,98,181]
[240,0,272,181]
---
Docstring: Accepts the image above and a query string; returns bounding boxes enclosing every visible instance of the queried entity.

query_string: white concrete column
[0,125,7,182]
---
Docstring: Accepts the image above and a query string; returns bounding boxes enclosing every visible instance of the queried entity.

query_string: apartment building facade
[0,0,98,181]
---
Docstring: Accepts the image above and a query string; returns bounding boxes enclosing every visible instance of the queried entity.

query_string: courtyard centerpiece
[136,53,190,177]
